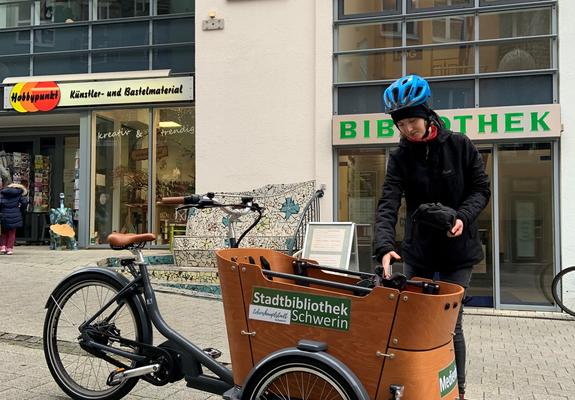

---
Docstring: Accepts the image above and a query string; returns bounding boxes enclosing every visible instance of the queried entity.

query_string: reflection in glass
[342,0,398,16]
[63,136,80,210]
[428,80,474,109]
[33,26,88,53]
[337,85,389,115]
[338,148,387,271]
[409,0,471,11]
[406,15,474,45]
[0,56,30,82]
[153,18,194,44]
[479,75,552,107]
[479,38,551,73]
[93,22,148,48]
[92,49,149,72]
[153,46,194,73]
[157,0,194,15]
[154,107,195,245]
[39,0,89,24]
[498,143,554,306]
[338,22,401,51]
[407,45,474,77]
[337,51,401,82]
[97,0,149,19]
[468,148,494,307]
[0,30,30,55]
[479,8,551,40]
[0,2,31,29]
[34,53,88,74]
[92,109,149,245]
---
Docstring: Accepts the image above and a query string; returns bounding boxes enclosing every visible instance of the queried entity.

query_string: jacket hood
[3,183,28,196]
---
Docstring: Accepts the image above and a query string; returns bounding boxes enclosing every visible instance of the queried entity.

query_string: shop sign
[2,76,194,112]
[333,104,561,145]
[9,81,61,112]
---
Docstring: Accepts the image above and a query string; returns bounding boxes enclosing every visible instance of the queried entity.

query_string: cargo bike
[43,193,464,400]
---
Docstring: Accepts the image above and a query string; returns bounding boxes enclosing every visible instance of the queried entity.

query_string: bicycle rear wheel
[242,356,358,400]
[551,266,575,317]
[43,273,145,400]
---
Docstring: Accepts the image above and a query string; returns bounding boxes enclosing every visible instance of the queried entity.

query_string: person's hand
[381,251,401,278]
[447,219,464,237]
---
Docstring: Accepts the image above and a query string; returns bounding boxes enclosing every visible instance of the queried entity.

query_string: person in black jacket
[374,75,490,400]
[0,183,29,255]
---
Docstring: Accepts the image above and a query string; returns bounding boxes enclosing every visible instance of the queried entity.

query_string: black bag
[412,202,457,232]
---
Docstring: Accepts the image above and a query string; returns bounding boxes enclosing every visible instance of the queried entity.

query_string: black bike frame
[79,249,234,395]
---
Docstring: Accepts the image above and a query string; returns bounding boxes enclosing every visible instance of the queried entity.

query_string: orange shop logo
[10,81,61,112]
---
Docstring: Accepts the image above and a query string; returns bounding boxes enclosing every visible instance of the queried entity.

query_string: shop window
[479,75,553,107]
[0,56,30,82]
[480,0,543,6]
[0,1,31,29]
[498,143,555,306]
[479,38,551,73]
[479,8,552,40]
[408,0,472,12]
[153,45,194,73]
[92,49,149,72]
[337,51,401,83]
[406,44,474,77]
[338,85,388,115]
[38,0,89,24]
[0,30,30,56]
[428,79,474,109]
[154,107,195,246]
[92,109,150,245]
[406,15,474,46]
[33,26,88,53]
[34,52,88,74]
[96,0,149,19]
[157,0,194,15]
[153,18,194,44]
[337,22,401,52]
[93,22,149,49]
[340,0,399,17]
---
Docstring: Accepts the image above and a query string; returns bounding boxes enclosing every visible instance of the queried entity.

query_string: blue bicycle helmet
[383,74,431,113]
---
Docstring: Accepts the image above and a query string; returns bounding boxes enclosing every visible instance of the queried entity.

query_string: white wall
[559,0,575,269]
[195,0,334,220]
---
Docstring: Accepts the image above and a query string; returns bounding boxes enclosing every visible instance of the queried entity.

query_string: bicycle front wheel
[552,266,575,317]
[43,273,146,400]
[243,357,358,400]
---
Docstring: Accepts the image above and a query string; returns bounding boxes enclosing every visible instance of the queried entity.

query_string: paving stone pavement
[0,246,574,400]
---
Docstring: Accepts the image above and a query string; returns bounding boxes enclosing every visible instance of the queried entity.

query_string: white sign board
[302,222,359,271]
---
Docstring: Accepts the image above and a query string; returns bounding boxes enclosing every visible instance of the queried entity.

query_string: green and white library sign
[332,104,561,145]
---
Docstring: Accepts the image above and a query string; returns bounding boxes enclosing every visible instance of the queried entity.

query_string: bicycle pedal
[203,347,222,359]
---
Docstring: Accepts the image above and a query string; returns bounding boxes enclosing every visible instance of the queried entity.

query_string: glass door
[467,147,494,307]
[498,143,555,307]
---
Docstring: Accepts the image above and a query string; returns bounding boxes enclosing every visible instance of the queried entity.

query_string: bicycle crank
[107,363,161,386]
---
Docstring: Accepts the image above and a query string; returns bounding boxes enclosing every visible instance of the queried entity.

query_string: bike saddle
[107,232,157,249]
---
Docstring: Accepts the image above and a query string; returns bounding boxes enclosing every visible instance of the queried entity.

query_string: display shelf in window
[33,155,51,212]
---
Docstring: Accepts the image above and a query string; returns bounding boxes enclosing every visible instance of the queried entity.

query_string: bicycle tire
[242,356,358,400]
[551,266,575,317]
[43,273,146,400]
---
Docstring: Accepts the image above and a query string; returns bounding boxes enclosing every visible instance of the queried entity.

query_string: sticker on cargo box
[438,359,458,397]
[249,287,351,331]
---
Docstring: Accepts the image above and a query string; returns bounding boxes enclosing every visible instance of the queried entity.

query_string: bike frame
[78,246,235,394]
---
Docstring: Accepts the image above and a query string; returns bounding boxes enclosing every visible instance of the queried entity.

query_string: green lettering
[478,114,498,134]
[531,111,550,131]
[363,120,370,138]
[340,121,356,139]
[377,119,395,137]
[440,117,451,131]
[505,112,524,132]
[453,115,472,134]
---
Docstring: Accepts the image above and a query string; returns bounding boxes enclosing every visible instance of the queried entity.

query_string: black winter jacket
[374,128,491,271]
[0,184,29,230]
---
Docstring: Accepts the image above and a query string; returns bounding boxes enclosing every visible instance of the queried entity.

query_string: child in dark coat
[0,183,29,255]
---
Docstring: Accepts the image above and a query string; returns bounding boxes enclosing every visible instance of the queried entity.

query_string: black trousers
[402,263,473,394]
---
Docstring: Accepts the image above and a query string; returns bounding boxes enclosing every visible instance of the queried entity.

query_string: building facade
[1,0,573,312]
